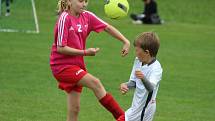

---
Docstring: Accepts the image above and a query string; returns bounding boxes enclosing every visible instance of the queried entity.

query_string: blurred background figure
[130,0,162,24]
[1,0,11,16]
[5,0,11,16]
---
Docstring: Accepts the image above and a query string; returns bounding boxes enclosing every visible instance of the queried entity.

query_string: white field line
[0,28,38,33]
[31,0,39,33]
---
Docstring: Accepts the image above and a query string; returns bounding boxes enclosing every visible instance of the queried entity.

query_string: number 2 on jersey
[77,24,82,32]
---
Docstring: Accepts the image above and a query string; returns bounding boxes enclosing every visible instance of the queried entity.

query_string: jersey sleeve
[57,13,69,47]
[87,11,108,33]
[129,57,139,82]
[148,67,163,86]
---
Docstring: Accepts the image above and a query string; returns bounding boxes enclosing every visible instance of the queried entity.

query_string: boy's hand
[85,48,100,56]
[120,83,129,95]
[135,70,144,80]
[121,42,130,57]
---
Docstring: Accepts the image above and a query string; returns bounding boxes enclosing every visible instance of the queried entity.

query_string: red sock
[99,93,124,119]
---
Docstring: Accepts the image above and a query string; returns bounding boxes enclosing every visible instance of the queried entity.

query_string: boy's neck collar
[142,57,156,66]
[147,57,156,66]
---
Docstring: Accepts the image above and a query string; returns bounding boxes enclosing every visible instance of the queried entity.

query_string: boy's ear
[145,50,150,55]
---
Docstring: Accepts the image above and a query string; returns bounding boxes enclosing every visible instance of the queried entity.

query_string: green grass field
[0,0,215,121]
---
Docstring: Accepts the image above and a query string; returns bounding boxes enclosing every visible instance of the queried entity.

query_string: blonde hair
[57,0,71,14]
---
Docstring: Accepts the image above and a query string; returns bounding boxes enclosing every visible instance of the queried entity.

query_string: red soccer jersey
[50,11,107,74]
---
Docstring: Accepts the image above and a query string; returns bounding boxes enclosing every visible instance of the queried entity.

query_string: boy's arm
[120,58,138,94]
[136,71,155,92]
[141,77,154,92]
[135,68,162,92]
[125,57,139,89]
[104,25,130,57]
[126,80,136,89]
[120,80,136,95]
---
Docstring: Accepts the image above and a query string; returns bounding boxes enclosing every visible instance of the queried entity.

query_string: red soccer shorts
[53,65,87,93]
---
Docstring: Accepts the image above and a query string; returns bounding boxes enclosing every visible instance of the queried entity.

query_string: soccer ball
[104,0,129,19]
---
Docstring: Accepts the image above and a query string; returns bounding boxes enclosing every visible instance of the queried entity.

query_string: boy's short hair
[134,32,160,57]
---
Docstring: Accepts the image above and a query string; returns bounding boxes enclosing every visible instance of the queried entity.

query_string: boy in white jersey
[117,32,163,121]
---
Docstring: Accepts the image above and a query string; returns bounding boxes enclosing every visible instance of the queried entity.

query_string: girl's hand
[85,48,100,56]
[121,42,130,57]
[120,83,129,95]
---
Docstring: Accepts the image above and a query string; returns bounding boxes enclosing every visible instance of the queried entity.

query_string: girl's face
[70,0,88,14]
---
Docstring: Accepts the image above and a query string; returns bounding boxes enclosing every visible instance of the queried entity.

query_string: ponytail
[57,0,70,14]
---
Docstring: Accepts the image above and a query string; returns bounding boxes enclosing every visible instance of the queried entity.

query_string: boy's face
[135,46,151,63]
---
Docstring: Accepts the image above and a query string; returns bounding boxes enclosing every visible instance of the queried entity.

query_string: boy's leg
[78,73,124,119]
[67,91,81,121]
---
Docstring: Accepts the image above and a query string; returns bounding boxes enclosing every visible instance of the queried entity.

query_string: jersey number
[77,24,82,32]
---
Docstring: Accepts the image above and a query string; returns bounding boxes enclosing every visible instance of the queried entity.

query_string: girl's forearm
[57,46,85,56]
[105,25,130,44]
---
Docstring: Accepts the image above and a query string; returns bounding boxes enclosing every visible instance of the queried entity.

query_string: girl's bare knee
[91,79,103,90]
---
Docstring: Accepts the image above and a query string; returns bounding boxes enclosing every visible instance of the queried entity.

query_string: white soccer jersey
[125,57,163,121]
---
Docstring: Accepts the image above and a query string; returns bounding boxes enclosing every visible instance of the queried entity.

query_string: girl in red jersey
[50,0,130,121]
